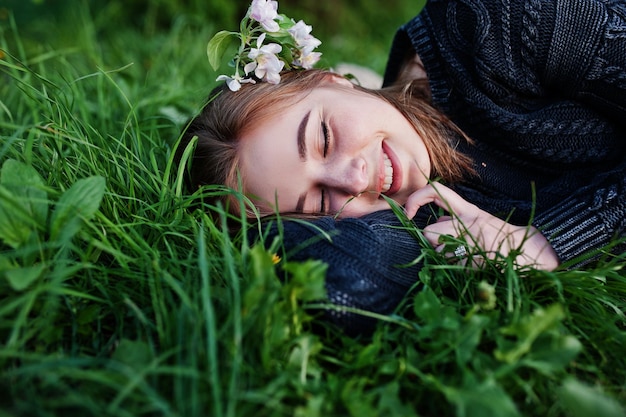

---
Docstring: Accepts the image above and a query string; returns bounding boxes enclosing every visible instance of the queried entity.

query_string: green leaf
[494,304,565,363]
[413,286,460,332]
[112,338,153,371]
[77,303,101,325]
[456,315,489,365]
[0,160,48,248]
[281,259,327,302]
[0,185,35,248]
[413,286,442,320]
[287,334,322,377]
[278,47,295,69]
[207,30,237,71]
[558,378,625,417]
[49,176,106,245]
[523,334,581,374]
[375,381,419,417]
[447,377,521,417]
[5,263,46,291]
[276,14,295,31]
[0,254,17,280]
[242,244,281,319]
[0,159,48,226]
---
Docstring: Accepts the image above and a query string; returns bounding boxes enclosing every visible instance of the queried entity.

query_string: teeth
[382,151,393,193]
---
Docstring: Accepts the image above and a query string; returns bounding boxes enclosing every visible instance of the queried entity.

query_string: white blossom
[293,49,322,69]
[247,34,285,83]
[249,0,280,32]
[288,20,322,50]
[216,73,255,92]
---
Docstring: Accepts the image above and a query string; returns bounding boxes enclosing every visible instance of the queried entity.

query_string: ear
[323,73,355,88]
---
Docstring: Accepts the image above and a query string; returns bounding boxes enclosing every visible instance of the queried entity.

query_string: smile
[381,142,402,196]
[382,151,394,193]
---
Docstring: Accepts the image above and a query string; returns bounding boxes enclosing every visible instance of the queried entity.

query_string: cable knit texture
[384,0,626,265]
[257,0,626,334]
[260,208,438,335]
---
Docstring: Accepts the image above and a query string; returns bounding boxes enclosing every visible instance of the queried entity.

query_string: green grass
[1,1,625,416]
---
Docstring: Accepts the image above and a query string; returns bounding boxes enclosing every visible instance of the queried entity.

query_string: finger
[435,242,471,267]
[403,198,422,220]
[423,222,459,247]
[405,183,478,217]
[403,185,434,219]
[424,220,459,240]
[404,184,442,219]
[423,229,443,247]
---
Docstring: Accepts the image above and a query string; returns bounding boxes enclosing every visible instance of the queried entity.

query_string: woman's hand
[405,183,560,270]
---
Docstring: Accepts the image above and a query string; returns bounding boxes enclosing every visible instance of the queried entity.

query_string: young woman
[177,0,626,334]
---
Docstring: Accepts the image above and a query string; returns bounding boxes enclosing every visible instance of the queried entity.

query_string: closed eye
[321,121,330,157]
[320,119,330,212]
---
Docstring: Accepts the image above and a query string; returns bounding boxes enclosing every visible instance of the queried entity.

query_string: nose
[324,156,369,196]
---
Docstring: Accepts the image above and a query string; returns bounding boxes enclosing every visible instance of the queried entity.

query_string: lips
[381,142,402,196]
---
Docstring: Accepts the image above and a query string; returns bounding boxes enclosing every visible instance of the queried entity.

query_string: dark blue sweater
[259,0,626,334]
[383,0,626,264]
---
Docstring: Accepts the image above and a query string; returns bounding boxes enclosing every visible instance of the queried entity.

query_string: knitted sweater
[259,0,626,334]
[383,0,626,265]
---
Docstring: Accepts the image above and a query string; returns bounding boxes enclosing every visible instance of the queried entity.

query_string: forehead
[237,96,312,213]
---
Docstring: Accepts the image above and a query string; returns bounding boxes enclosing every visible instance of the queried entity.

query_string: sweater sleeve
[255,208,436,335]
[532,161,626,266]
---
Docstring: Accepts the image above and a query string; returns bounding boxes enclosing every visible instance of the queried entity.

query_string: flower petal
[226,78,242,91]
[243,61,257,75]
[260,43,282,55]
[250,0,279,32]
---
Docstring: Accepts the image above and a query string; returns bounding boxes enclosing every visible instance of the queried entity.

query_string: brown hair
[174,69,473,215]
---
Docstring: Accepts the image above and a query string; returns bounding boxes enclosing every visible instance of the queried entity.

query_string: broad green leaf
[447,377,521,417]
[494,304,565,363]
[456,314,489,365]
[111,338,153,371]
[287,334,322,378]
[77,304,101,325]
[558,378,625,417]
[5,263,46,291]
[281,259,327,302]
[413,286,442,321]
[375,381,419,417]
[413,286,460,332]
[243,244,281,319]
[0,254,16,275]
[276,14,294,30]
[0,159,48,226]
[0,160,48,248]
[355,341,382,369]
[0,185,41,249]
[523,334,581,374]
[207,30,237,71]
[278,47,295,70]
[49,176,106,245]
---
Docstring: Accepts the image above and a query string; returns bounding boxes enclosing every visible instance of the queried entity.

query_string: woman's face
[239,78,431,217]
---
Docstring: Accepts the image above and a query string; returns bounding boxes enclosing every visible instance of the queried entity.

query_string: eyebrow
[298,110,311,160]
[294,111,312,213]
